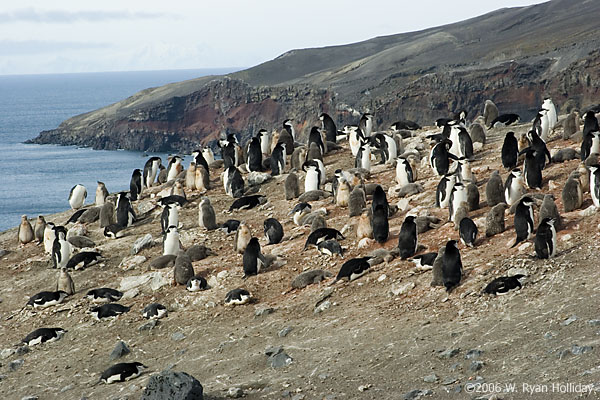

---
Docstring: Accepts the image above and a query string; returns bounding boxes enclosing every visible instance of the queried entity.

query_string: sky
[0,0,548,75]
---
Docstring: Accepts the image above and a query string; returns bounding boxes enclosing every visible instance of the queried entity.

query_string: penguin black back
[129,169,142,201]
[501,132,518,169]
[264,218,284,245]
[442,240,462,292]
[308,126,325,155]
[320,113,337,143]
[243,237,264,277]
[397,216,417,259]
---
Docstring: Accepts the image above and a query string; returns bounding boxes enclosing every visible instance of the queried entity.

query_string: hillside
[3,113,600,398]
[29,0,600,152]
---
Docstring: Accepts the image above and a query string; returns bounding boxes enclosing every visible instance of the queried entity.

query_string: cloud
[0,40,110,55]
[0,8,171,23]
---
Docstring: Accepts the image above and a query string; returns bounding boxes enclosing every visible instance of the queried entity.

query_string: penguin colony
[7,96,600,392]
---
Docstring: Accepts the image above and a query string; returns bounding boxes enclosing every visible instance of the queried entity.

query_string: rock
[122,288,139,299]
[314,300,331,314]
[473,142,484,151]
[298,190,330,202]
[66,223,87,238]
[390,282,415,296]
[227,387,244,398]
[255,307,275,317]
[247,171,272,185]
[580,205,597,217]
[315,288,334,305]
[118,255,147,270]
[438,348,460,359]
[548,180,558,190]
[588,320,600,326]
[517,242,531,251]
[423,374,438,383]
[358,384,371,392]
[119,271,169,292]
[137,200,155,215]
[265,346,293,368]
[278,327,293,337]
[141,370,204,400]
[562,315,578,326]
[570,344,593,355]
[109,341,130,360]
[171,332,186,342]
[0,249,9,257]
[21,396,38,400]
[1,348,15,359]
[132,234,154,255]
[465,349,483,359]
[291,269,333,289]
[441,376,458,385]
[378,274,387,282]
[9,359,24,371]
[403,389,432,400]
[139,320,159,332]
[469,361,484,372]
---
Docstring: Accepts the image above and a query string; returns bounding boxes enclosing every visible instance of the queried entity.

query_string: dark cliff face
[28,0,600,151]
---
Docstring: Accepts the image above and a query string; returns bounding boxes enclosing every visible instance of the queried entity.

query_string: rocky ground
[1,119,600,400]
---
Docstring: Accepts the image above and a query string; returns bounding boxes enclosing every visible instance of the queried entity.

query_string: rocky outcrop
[27,0,600,151]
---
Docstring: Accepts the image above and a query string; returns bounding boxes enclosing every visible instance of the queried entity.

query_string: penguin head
[404,215,416,224]
[542,217,556,227]
[283,119,293,127]
[446,239,458,249]
[318,113,326,121]
[511,168,522,177]
[520,196,534,206]
[166,225,178,234]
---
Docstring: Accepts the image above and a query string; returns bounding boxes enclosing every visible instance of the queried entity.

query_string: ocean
[0,69,237,232]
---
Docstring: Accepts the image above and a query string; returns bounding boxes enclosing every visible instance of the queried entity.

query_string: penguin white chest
[305,170,319,192]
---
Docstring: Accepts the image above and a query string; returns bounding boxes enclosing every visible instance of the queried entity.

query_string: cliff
[29,0,600,151]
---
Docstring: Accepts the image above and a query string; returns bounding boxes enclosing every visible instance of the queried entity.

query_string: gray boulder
[141,370,204,400]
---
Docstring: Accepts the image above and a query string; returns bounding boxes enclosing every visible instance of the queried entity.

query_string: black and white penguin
[89,303,130,320]
[430,139,457,176]
[163,225,181,256]
[282,119,296,141]
[86,288,124,303]
[449,182,468,222]
[220,135,239,169]
[229,195,267,212]
[186,275,208,292]
[51,225,71,270]
[66,251,102,270]
[242,237,266,278]
[220,219,241,234]
[319,113,337,143]
[525,130,551,169]
[270,142,286,176]
[264,218,284,245]
[435,174,456,208]
[396,157,414,186]
[490,113,520,127]
[442,240,462,292]
[542,98,558,131]
[68,184,87,210]
[157,195,187,207]
[590,165,600,207]
[397,215,418,259]
[191,148,209,173]
[359,113,373,137]
[504,169,526,206]
[66,209,85,224]
[100,362,146,384]
[501,131,519,170]
[246,136,263,172]
[454,157,474,183]
[308,126,325,155]
[303,161,321,192]
[22,327,67,346]
[520,147,543,189]
[95,181,109,206]
[317,239,344,257]
[333,257,371,283]
[304,227,344,250]
[535,217,556,259]
[290,202,312,225]
[410,252,437,270]
[166,156,183,182]
[223,166,245,198]
[27,291,69,308]
[459,217,478,247]
[483,275,525,295]
[371,185,389,218]
[347,126,364,156]
[449,125,473,159]
[581,130,600,162]
[355,141,371,171]
[371,185,389,243]
[225,288,251,305]
[512,196,535,248]
[116,192,135,228]
[143,156,162,189]
[161,202,179,234]
[103,223,126,239]
[142,303,167,319]
[369,133,389,164]
[129,169,142,201]
[390,120,421,131]
[256,129,271,156]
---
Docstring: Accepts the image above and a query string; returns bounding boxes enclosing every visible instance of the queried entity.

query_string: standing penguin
[264,218,284,245]
[442,240,462,292]
[308,126,326,155]
[129,169,142,201]
[56,267,75,295]
[319,112,337,143]
[520,148,543,189]
[486,170,505,207]
[349,187,366,217]
[43,222,56,254]
[436,174,456,208]
[143,156,162,189]
[348,126,364,156]
[430,139,457,176]
[459,217,478,247]
[160,203,178,234]
[270,142,287,176]
[359,113,373,137]
[95,181,109,206]
[542,98,558,131]
[257,129,272,157]
[284,172,300,200]
[526,130,551,169]
[397,215,418,259]
[455,157,474,183]
[396,157,414,186]
[449,182,468,222]
[303,161,321,192]
[166,156,183,182]
[185,162,197,190]
[512,196,535,248]
[191,148,209,173]
[501,132,518,170]
[356,210,373,240]
[116,192,135,228]
[486,203,508,237]
[18,215,34,245]
[246,136,263,172]
[535,217,556,259]
[483,100,499,128]
[234,222,252,254]
[52,226,72,269]
[589,165,600,207]
[163,226,181,256]
[449,125,473,159]
[336,177,351,208]
[581,131,600,162]
[34,215,46,244]
[69,184,87,210]
[371,185,389,243]
[243,237,266,278]
[198,197,217,230]
[562,172,583,212]
[504,169,526,206]
[533,109,550,142]
[355,142,371,172]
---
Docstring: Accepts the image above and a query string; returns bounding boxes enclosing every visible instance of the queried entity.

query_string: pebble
[438,348,460,359]
[403,389,432,400]
[465,349,483,359]
[278,327,293,338]
[171,332,186,341]
[423,374,438,383]
[588,320,600,326]
[390,282,415,296]
[139,320,159,332]
[441,376,458,385]
[358,384,372,392]
[265,346,293,368]
[314,300,331,314]
[227,387,244,398]
[517,242,531,251]
[9,359,24,371]
[131,234,154,255]
[315,288,334,305]
[118,255,147,271]
[562,315,578,326]
[255,307,275,317]
[570,344,593,355]
[377,274,387,282]
[469,361,484,372]
[1,348,15,359]
[561,234,572,242]
[109,341,130,360]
